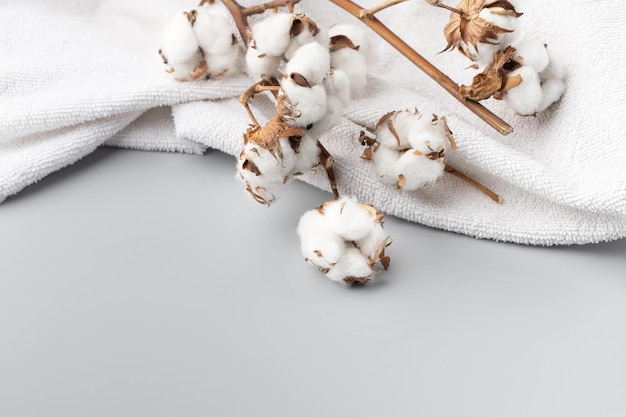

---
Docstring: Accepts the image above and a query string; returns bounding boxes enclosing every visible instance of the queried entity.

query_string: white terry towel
[1,0,625,246]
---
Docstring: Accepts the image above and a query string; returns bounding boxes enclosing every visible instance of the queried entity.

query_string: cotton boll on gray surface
[297,198,391,284]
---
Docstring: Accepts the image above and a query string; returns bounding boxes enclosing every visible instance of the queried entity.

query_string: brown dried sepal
[397,174,407,189]
[295,13,320,37]
[443,0,522,59]
[329,35,360,52]
[359,131,378,160]
[244,114,305,150]
[289,72,311,88]
[459,45,522,101]
[188,59,209,80]
[370,236,392,270]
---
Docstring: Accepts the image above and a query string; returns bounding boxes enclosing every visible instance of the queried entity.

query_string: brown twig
[444,166,502,203]
[238,77,281,126]
[219,0,303,45]
[328,0,513,136]
[426,0,466,17]
[359,0,408,17]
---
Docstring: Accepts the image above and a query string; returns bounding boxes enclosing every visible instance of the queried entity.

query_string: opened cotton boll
[192,7,241,77]
[328,23,373,64]
[328,23,372,98]
[158,11,206,81]
[394,150,445,190]
[158,8,241,80]
[279,81,329,128]
[470,5,522,65]
[283,14,323,60]
[329,42,368,98]
[502,52,565,116]
[364,109,456,190]
[297,210,346,270]
[245,12,321,78]
[297,198,391,285]
[236,139,297,206]
[193,8,236,56]
[248,13,295,57]
[244,13,293,78]
[284,42,330,86]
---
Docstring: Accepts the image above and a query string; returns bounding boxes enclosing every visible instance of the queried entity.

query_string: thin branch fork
[328,0,513,136]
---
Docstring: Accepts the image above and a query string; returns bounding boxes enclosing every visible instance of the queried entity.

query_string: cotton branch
[445,166,502,203]
[219,0,302,44]
[328,0,513,136]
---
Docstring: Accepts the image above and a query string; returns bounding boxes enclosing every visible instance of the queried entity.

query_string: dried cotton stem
[444,166,502,203]
[327,0,513,136]
[359,0,409,17]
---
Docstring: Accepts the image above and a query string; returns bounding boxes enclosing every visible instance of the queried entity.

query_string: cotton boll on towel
[158,7,240,80]
[158,11,205,81]
[245,12,321,79]
[328,23,373,99]
[503,42,567,115]
[364,109,455,191]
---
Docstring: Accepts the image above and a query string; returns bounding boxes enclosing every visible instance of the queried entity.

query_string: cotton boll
[405,118,450,156]
[328,23,372,64]
[324,246,373,283]
[371,145,401,185]
[537,78,566,113]
[512,39,549,73]
[285,42,330,86]
[193,9,235,56]
[330,48,368,98]
[375,111,413,151]
[250,13,295,57]
[297,210,345,269]
[394,150,445,190]
[206,42,241,77]
[236,139,298,205]
[159,12,199,65]
[245,46,283,79]
[280,82,328,127]
[284,21,320,60]
[298,199,391,284]
[324,198,376,241]
[503,65,543,115]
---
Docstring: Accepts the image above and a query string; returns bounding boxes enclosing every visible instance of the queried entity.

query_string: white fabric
[1,0,624,245]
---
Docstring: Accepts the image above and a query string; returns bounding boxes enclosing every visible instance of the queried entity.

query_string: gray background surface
[1,148,625,417]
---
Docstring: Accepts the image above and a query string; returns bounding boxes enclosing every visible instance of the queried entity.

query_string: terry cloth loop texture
[1,0,625,246]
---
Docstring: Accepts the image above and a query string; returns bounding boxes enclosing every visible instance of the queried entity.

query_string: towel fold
[1,0,625,245]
